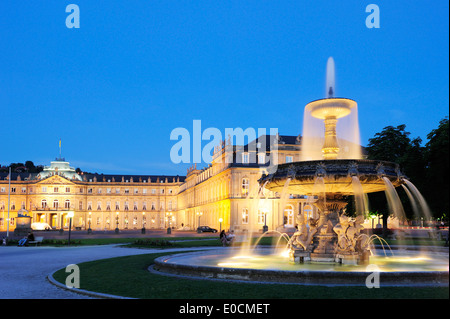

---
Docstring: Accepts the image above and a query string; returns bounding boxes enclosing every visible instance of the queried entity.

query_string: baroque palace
[1,134,322,233]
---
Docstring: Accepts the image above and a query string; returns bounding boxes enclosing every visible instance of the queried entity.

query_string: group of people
[219,230,235,246]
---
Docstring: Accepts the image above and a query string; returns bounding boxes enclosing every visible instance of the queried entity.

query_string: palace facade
[1,134,320,233]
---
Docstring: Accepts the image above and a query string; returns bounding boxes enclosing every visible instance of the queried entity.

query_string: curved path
[0,244,217,299]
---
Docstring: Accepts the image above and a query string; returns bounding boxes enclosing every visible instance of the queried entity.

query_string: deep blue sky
[1,1,448,175]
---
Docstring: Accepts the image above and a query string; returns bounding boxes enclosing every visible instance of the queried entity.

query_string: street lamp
[196,212,203,233]
[219,218,223,233]
[166,212,173,234]
[115,211,120,234]
[87,212,92,234]
[67,211,74,246]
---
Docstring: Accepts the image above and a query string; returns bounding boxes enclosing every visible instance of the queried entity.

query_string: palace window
[41,199,47,209]
[168,200,172,211]
[286,156,293,163]
[65,187,70,193]
[133,201,138,211]
[242,178,249,196]
[115,201,120,210]
[242,208,249,224]
[79,201,83,210]
[116,188,120,194]
[125,189,129,194]
[88,188,93,194]
[65,200,71,209]
[242,152,249,164]
[106,188,111,194]
[54,187,59,193]
[142,201,147,210]
[53,200,59,209]
[143,189,147,194]
[258,210,267,224]
[284,205,294,227]
[87,201,92,210]
[151,202,156,210]
[106,201,111,211]
[11,187,16,193]
[134,188,139,194]
[258,153,265,164]
[42,187,47,192]
[124,201,129,211]
[21,187,26,193]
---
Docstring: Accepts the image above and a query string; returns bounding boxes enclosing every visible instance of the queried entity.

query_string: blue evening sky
[0,1,448,175]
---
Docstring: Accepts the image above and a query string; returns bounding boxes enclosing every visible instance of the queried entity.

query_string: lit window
[286,156,293,163]
[242,208,249,224]
[241,178,249,196]
[242,153,249,164]
[258,153,265,164]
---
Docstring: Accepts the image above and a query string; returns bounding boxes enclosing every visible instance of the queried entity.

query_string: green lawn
[52,251,449,299]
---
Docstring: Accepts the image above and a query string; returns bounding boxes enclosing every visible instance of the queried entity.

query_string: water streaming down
[403,179,433,222]
[382,177,407,221]
[351,176,368,216]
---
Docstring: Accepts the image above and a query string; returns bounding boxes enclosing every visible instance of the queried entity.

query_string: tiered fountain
[153,58,448,286]
[260,57,405,265]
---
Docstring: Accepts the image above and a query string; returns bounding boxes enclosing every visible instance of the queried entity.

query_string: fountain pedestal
[289,250,311,264]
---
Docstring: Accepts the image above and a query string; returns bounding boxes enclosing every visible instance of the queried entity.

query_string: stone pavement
[0,244,216,299]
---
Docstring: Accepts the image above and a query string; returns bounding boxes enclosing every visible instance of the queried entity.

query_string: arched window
[284,204,294,227]
[53,199,59,209]
[41,199,47,209]
[241,178,249,196]
[64,199,71,209]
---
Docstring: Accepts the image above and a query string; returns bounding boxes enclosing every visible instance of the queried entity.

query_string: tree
[424,117,449,219]
[365,124,426,229]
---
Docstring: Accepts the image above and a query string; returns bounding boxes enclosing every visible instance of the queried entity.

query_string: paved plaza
[0,236,217,299]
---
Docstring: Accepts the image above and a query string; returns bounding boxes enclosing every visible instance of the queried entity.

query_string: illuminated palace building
[1,134,326,233]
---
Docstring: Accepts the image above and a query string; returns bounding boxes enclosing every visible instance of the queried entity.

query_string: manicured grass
[52,251,449,299]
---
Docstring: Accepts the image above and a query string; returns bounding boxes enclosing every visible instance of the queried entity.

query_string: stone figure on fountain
[333,214,370,264]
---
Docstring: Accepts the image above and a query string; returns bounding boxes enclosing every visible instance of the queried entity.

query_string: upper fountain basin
[306,98,357,119]
[260,159,405,195]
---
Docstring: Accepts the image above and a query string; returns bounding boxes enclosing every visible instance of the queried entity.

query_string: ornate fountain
[260,57,406,265]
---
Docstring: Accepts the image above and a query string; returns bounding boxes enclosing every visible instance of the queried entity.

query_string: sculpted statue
[333,214,368,254]
[288,214,319,251]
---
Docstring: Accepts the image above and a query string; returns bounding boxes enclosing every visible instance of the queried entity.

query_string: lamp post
[87,212,92,234]
[115,212,119,234]
[166,212,172,234]
[142,212,146,234]
[219,218,223,233]
[67,211,74,246]
[196,212,203,233]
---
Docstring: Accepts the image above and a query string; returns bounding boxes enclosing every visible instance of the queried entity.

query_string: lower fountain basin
[152,248,449,286]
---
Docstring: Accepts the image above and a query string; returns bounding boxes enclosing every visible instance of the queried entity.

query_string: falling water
[351,176,369,216]
[401,184,421,219]
[382,177,406,221]
[403,180,433,221]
